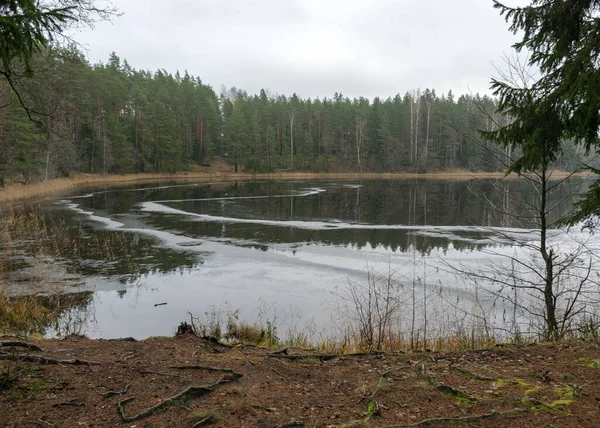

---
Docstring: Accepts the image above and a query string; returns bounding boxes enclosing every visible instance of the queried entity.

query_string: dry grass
[0,289,55,336]
[0,211,61,335]
[2,169,587,208]
[0,173,212,208]
[313,330,498,355]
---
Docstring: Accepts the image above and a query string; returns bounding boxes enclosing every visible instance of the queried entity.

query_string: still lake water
[8,178,597,339]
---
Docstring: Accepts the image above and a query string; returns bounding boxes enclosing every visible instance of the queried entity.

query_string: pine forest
[0,48,584,183]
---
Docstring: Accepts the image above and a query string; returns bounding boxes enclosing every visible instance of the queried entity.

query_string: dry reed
[1,169,587,208]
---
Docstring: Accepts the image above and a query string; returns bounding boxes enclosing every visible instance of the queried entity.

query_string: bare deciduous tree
[355,117,366,173]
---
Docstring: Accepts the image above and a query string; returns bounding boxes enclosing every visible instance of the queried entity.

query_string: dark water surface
[5,178,593,339]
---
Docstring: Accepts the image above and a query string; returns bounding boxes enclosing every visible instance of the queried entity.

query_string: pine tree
[0,1,115,119]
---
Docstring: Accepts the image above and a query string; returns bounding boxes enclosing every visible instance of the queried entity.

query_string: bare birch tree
[355,117,366,172]
[409,89,421,167]
[288,110,295,169]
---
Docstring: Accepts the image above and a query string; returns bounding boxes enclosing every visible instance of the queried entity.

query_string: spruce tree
[488,0,600,228]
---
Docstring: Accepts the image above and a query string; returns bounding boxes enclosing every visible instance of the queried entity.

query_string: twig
[0,70,45,126]
[268,347,289,355]
[384,408,527,427]
[272,357,291,367]
[270,367,286,378]
[192,416,214,427]
[34,419,54,427]
[277,421,305,427]
[0,354,100,365]
[119,352,136,362]
[0,341,44,352]
[102,384,130,398]
[252,404,276,412]
[116,373,242,422]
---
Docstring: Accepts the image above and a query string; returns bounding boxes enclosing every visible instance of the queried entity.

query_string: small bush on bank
[225,317,279,347]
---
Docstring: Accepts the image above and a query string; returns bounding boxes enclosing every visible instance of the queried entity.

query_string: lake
[3,178,597,341]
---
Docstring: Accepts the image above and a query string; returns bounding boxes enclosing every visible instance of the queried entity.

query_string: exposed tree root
[420,363,477,404]
[139,370,184,378]
[102,384,130,398]
[252,404,276,412]
[267,351,392,361]
[116,373,242,422]
[385,408,527,427]
[521,397,571,415]
[52,399,84,408]
[201,335,233,348]
[450,365,521,386]
[169,365,242,376]
[0,341,44,352]
[450,365,497,381]
[268,353,339,361]
[0,352,100,365]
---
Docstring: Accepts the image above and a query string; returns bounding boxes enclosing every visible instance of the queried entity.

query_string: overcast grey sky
[72,0,529,99]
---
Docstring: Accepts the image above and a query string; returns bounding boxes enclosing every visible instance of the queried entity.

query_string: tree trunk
[425,102,432,163]
[355,118,366,173]
[539,166,558,340]
[288,110,295,169]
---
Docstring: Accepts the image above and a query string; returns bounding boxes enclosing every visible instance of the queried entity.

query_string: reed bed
[2,169,585,208]
[0,173,209,208]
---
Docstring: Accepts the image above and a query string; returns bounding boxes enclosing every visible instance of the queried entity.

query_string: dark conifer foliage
[489,1,600,227]
[0,48,586,183]
[0,49,222,180]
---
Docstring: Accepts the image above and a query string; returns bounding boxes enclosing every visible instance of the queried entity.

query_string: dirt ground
[1,335,599,427]
[191,156,236,174]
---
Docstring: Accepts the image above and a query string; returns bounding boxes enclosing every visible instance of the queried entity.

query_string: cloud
[72,0,529,99]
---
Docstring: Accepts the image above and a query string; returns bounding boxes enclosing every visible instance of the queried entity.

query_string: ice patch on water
[139,200,558,245]
[155,187,327,203]
[64,193,94,200]
[58,202,125,229]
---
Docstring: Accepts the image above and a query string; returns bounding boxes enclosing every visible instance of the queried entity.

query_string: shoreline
[0,169,587,208]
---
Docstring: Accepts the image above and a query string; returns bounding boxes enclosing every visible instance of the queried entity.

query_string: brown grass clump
[224,318,279,347]
[0,172,213,208]
[187,409,221,425]
[0,289,54,336]
[0,211,77,336]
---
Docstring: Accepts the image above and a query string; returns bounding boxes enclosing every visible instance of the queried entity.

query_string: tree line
[0,48,585,183]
